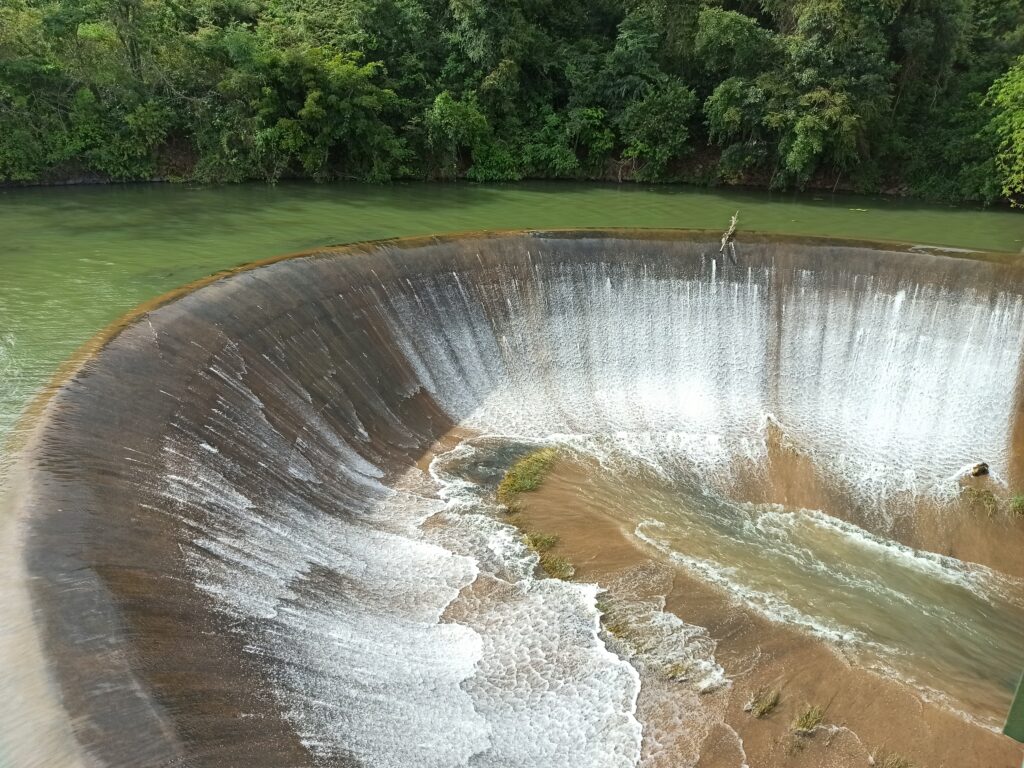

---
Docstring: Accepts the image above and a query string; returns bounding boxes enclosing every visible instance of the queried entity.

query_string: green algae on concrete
[1005,674,1024,743]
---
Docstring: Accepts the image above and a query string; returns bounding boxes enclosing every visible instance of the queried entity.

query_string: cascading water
[383,257,1024,508]
[4,232,1024,768]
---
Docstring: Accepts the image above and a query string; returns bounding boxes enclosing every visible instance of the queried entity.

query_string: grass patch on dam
[1010,495,1024,518]
[876,754,914,768]
[496,448,558,507]
[522,531,574,579]
[495,447,575,579]
[523,531,559,552]
[537,553,575,580]
[792,704,825,733]
[748,688,781,718]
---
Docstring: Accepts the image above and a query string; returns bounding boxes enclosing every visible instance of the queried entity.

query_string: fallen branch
[720,210,739,264]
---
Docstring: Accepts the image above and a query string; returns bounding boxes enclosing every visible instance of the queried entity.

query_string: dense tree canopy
[1,0,1022,201]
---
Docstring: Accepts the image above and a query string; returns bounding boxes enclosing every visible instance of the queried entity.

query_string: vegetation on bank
[521,528,574,579]
[597,599,697,682]
[496,447,558,507]
[2,0,1023,202]
[494,449,573,579]
[1011,494,1024,517]
[962,486,1001,517]
[523,531,559,552]
[537,553,574,579]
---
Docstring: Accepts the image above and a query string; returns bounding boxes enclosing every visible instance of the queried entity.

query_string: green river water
[1,180,1021,461]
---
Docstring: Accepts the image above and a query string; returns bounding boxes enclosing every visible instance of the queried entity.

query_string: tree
[694,8,780,79]
[0,0,1020,200]
[990,56,1024,205]
[425,89,489,177]
[618,81,697,179]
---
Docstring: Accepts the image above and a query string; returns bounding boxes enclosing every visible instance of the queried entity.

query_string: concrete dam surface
[3,230,1024,768]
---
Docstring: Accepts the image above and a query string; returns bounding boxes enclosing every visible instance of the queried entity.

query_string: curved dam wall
[6,231,1024,767]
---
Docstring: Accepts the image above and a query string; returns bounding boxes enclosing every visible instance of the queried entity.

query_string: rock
[970,462,989,477]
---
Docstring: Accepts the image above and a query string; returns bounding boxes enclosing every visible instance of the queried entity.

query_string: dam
[3,230,1024,767]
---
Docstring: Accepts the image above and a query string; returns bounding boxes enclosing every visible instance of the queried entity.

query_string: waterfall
[8,233,1024,767]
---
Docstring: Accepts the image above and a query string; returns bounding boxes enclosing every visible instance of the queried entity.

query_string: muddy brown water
[510,455,1022,767]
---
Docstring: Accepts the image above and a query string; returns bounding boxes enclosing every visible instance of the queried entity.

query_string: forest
[1,0,1023,202]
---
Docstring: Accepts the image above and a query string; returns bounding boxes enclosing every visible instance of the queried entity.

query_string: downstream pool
[1,180,1021,461]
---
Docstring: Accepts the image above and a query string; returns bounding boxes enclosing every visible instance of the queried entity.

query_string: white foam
[159,356,645,767]
[427,442,644,768]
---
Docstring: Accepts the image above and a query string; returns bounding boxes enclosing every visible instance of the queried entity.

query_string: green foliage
[523,531,558,552]
[748,688,781,718]
[695,9,780,78]
[194,33,405,182]
[990,57,1024,205]
[792,703,825,733]
[523,107,615,177]
[523,112,583,177]
[877,754,914,768]
[426,91,489,177]
[619,81,697,179]
[496,447,558,506]
[961,486,1000,517]
[0,0,1021,198]
[523,531,572,578]
[538,553,574,579]
[1010,494,1024,517]
[465,139,521,182]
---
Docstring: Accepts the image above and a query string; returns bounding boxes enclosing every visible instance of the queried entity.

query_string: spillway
[3,230,1024,768]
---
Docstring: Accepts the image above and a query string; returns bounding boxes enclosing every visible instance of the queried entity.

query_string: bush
[961,487,999,517]
[538,553,574,580]
[618,80,697,180]
[523,532,558,552]
[989,57,1024,205]
[877,754,913,768]
[425,91,489,178]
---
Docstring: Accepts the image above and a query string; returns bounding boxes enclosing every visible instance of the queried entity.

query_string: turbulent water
[628,473,1024,725]
[384,257,1024,500]
[180,248,1024,758]
[373,257,1024,730]
[7,233,1024,768]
